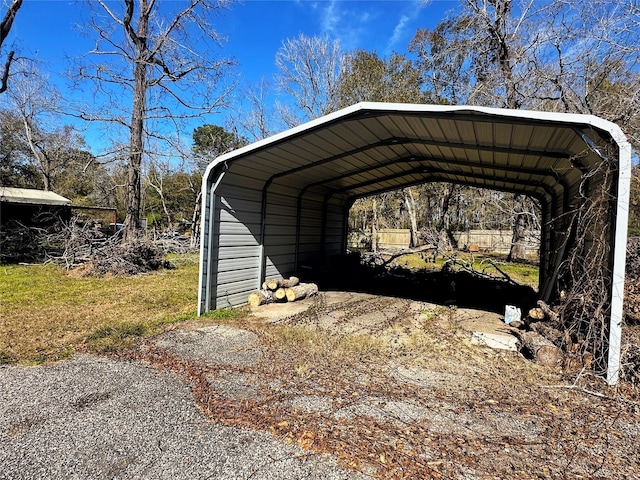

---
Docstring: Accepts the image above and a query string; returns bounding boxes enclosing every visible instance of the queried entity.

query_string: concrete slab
[470,331,519,351]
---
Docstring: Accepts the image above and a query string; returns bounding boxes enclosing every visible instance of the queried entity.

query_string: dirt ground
[134,292,640,480]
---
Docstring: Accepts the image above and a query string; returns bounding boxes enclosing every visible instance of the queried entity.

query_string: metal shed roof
[199,102,631,384]
[0,187,71,206]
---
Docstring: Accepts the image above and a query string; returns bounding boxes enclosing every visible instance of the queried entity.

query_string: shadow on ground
[306,252,539,315]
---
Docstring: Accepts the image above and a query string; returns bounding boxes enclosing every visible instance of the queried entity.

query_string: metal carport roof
[199,102,631,384]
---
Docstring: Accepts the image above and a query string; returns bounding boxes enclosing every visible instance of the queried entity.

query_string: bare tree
[0,0,22,94]
[228,78,280,142]
[145,158,173,230]
[403,188,419,248]
[531,0,640,146]
[6,61,88,192]
[411,0,538,108]
[275,33,344,127]
[75,0,235,241]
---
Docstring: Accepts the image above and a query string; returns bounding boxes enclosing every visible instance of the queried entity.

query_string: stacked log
[262,276,300,290]
[247,276,318,307]
[285,283,319,302]
[247,290,273,308]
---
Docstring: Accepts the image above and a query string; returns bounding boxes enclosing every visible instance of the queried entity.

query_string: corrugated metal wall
[202,168,348,310]
[209,181,263,309]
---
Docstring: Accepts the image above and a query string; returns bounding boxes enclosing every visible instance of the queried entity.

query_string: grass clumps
[260,323,388,379]
[0,254,206,363]
[88,322,154,353]
[86,307,245,354]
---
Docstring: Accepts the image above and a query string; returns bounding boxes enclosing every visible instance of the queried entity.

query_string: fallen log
[515,330,563,367]
[274,288,287,301]
[285,283,319,302]
[264,276,300,291]
[247,290,273,308]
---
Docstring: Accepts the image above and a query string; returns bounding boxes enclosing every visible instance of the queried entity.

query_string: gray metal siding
[211,182,263,308]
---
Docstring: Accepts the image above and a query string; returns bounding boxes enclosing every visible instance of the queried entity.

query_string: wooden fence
[453,230,539,254]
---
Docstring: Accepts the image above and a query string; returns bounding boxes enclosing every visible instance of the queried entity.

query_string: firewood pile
[247,276,318,307]
[509,238,640,378]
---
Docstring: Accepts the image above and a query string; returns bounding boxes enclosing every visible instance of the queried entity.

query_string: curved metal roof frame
[199,102,631,384]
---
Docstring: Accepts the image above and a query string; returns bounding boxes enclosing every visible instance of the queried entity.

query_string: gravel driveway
[0,354,363,480]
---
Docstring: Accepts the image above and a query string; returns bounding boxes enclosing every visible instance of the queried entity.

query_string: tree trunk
[508,194,528,262]
[147,175,173,230]
[371,197,378,253]
[403,188,419,247]
[122,0,150,243]
[22,117,52,191]
[493,0,520,109]
[190,190,202,249]
[0,0,23,94]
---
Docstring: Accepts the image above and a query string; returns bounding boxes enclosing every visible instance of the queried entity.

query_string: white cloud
[384,0,424,54]
[321,0,341,33]
[388,14,411,51]
[298,0,429,55]
[317,0,371,49]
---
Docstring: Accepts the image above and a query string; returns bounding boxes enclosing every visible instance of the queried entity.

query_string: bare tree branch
[0,0,22,93]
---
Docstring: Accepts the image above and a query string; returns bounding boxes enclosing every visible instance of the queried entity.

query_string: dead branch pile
[625,237,640,324]
[551,151,634,380]
[82,236,170,276]
[151,231,196,255]
[0,209,73,264]
[626,237,640,280]
[42,219,170,276]
[622,236,640,384]
[0,220,45,263]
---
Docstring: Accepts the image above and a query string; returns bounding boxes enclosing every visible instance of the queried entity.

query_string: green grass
[394,252,539,288]
[0,249,538,365]
[0,254,239,363]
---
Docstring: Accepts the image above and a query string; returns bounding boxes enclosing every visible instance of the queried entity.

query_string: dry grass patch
[0,254,206,363]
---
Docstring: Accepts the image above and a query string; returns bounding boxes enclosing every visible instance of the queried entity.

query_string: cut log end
[247,290,273,308]
[528,307,545,321]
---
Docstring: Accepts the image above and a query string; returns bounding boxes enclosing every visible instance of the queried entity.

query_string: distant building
[0,187,72,227]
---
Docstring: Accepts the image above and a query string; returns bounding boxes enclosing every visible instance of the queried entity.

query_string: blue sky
[8,0,457,151]
[222,0,455,84]
[14,0,455,81]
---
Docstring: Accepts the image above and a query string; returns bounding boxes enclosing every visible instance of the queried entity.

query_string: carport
[198,102,631,384]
